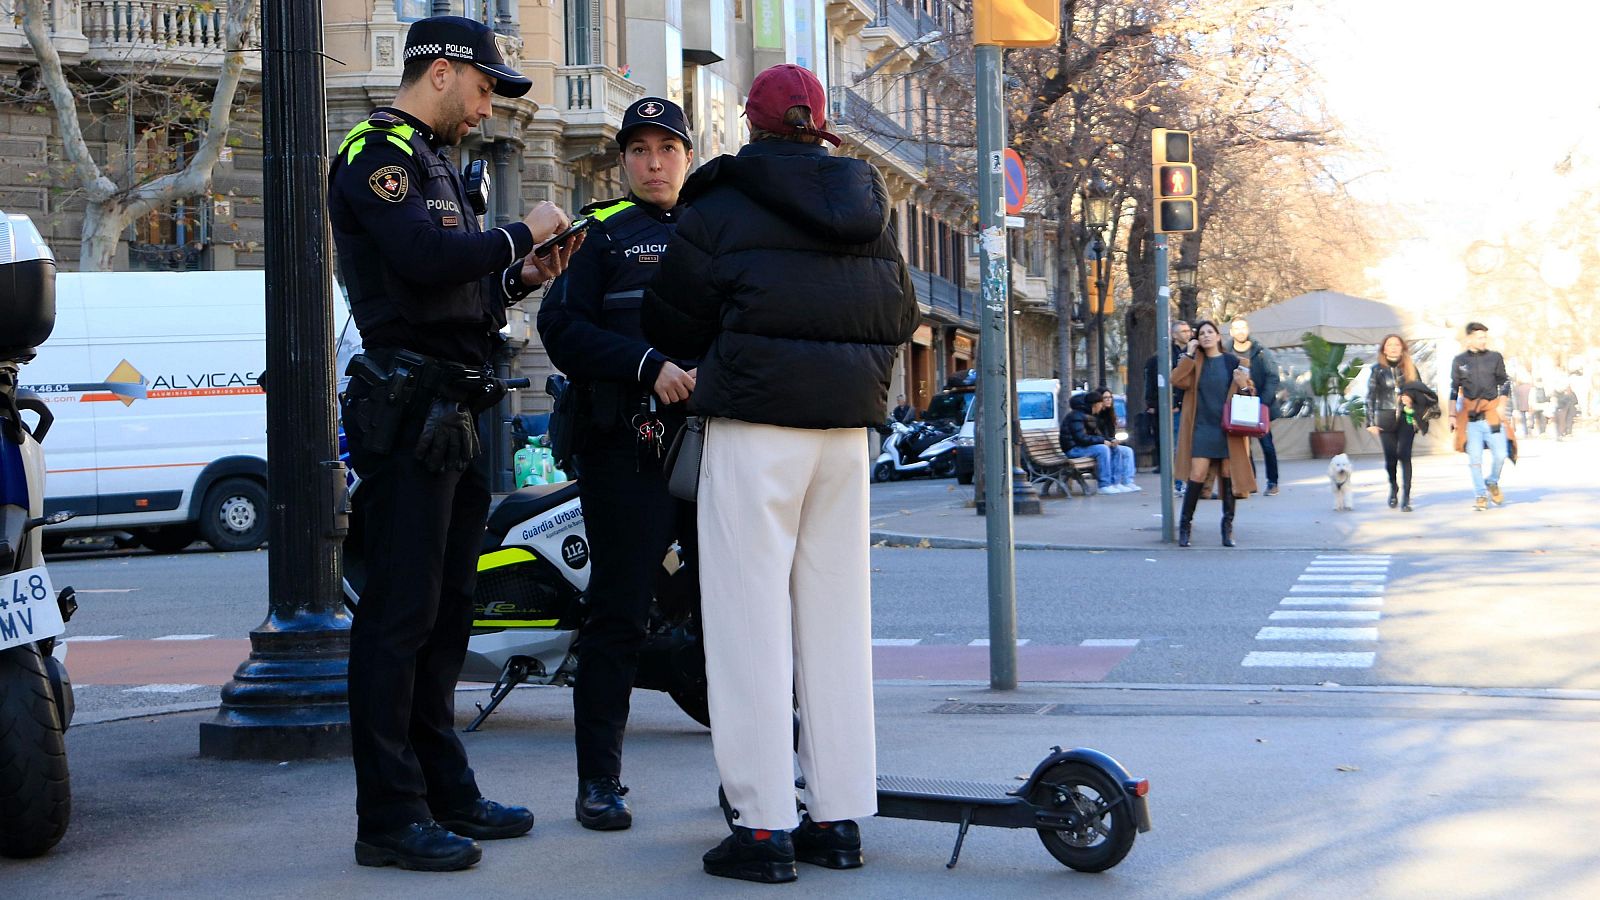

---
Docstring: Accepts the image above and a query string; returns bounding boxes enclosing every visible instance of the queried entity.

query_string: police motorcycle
[338,365,707,733]
[872,418,959,482]
[0,212,80,858]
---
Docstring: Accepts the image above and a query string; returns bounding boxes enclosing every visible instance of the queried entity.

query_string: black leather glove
[415,399,479,473]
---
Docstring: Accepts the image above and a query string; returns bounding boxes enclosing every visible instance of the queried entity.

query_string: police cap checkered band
[403,15,532,98]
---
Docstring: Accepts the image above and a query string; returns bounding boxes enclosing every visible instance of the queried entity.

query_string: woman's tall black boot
[1401,461,1413,512]
[1178,480,1203,547]
[1220,478,1237,547]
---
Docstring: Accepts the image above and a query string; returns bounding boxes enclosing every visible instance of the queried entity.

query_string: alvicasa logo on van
[28,360,263,406]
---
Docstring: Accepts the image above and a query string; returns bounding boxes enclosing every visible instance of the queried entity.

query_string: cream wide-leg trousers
[697,417,878,830]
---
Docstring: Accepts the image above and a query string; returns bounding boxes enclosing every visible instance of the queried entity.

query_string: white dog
[1328,452,1355,511]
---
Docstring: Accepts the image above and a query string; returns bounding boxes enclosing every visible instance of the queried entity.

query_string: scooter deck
[876,774,1017,805]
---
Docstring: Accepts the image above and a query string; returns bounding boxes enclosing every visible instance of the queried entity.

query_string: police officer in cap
[537,96,698,832]
[329,14,583,871]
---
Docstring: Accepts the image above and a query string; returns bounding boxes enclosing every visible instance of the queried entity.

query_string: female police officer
[329,15,580,872]
[536,96,698,833]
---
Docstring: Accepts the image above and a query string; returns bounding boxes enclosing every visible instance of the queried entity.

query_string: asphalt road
[44,508,1599,722]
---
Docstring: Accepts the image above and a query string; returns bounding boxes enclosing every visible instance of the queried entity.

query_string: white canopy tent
[1244,290,1445,349]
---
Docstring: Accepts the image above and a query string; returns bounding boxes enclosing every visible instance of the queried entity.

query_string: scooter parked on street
[1,211,81,859]
[873,419,959,482]
[339,376,707,732]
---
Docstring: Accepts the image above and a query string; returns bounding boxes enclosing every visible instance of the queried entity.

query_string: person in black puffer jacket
[642,64,918,884]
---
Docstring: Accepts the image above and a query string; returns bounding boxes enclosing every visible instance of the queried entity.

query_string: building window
[128,124,208,271]
[565,0,602,65]
[397,0,430,22]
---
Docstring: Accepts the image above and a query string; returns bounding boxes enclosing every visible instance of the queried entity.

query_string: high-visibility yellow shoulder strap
[586,199,636,222]
[338,119,417,165]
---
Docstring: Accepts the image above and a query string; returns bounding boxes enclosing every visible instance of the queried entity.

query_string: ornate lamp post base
[198,612,351,760]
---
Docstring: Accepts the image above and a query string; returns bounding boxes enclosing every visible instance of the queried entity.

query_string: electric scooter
[0,211,81,859]
[339,385,707,732]
[872,419,959,482]
[720,746,1151,873]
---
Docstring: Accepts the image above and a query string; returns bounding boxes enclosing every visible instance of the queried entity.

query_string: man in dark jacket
[642,63,917,884]
[1229,317,1281,494]
[1061,391,1137,493]
[1145,319,1191,494]
[1449,321,1512,508]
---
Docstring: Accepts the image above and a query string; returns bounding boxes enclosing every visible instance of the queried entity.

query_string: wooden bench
[1019,430,1098,497]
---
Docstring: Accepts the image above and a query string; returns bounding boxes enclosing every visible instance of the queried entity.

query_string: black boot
[793,815,864,869]
[1401,489,1412,512]
[576,776,633,831]
[1220,479,1237,547]
[1388,482,1398,508]
[703,826,798,883]
[1178,480,1203,547]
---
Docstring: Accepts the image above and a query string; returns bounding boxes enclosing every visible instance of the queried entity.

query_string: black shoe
[576,776,633,831]
[1177,480,1203,548]
[793,816,863,869]
[1388,485,1398,508]
[434,797,534,840]
[354,820,481,871]
[703,827,798,883]
[1401,490,1412,512]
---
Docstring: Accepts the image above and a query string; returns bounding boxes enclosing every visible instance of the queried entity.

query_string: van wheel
[138,526,197,554]
[197,478,268,552]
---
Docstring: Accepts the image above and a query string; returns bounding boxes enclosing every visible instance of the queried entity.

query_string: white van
[21,271,279,552]
[951,377,1062,485]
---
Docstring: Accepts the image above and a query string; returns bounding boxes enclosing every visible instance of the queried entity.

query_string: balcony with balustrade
[828,85,929,185]
[0,0,261,77]
[557,63,646,159]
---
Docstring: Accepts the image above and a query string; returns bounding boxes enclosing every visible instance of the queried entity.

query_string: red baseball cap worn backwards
[744,64,841,146]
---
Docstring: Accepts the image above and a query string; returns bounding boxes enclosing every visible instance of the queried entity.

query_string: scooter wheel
[1031,762,1136,872]
[0,644,71,858]
[931,454,957,479]
[872,462,893,483]
[670,687,711,729]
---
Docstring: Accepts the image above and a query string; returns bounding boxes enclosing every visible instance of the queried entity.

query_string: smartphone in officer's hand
[534,217,591,258]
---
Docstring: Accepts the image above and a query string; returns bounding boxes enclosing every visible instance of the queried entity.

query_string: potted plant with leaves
[1302,331,1367,458]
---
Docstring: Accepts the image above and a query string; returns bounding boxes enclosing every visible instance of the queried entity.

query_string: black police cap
[616,97,693,152]
[404,15,531,98]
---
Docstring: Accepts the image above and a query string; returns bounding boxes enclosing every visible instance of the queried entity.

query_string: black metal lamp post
[1174,259,1198,323]
[198,0,352,759]
[1081,174,1113,388]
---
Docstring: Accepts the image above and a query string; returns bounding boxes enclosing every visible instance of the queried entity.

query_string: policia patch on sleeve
[369,165,409,202]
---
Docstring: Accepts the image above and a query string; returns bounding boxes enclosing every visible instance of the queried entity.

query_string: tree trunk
[1124,211,1157,456]
[79,202,126,272]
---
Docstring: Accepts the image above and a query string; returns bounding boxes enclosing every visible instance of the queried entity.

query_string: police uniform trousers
[346,410,487,835]
[697,418,878,830]
[572,431,683,781]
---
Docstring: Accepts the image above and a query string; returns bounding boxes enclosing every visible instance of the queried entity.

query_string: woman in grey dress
[1170,320,1257,547]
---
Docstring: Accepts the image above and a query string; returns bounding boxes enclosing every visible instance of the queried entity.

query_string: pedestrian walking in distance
[643,62,919,884]
[1171,320,1257,547]
[1367,333,1420,512]
[1449,321,1514,511]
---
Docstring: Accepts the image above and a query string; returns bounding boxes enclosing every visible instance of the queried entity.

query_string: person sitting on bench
[1060,389,1139,494]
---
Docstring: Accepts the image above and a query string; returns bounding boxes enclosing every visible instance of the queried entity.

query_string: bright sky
[1292,0,1600,310]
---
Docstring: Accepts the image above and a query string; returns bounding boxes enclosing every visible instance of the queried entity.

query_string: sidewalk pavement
[871,433,1600,554]
[11,680,1600,898]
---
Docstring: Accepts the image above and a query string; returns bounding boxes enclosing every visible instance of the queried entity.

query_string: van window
[1018,391,1054,422]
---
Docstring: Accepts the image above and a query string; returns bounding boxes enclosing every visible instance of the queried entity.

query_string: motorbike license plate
[0,565,63,652]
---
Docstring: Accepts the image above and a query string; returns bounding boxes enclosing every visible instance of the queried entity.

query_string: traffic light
[1151,128,1197,234]
[974,0,1061,47]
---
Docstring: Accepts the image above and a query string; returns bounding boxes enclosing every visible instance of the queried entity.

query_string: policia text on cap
[329,15,584,873]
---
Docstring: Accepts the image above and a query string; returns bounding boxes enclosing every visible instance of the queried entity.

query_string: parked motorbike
[1,211,80,858]
[873,419,959,482]
[339,378,707,732]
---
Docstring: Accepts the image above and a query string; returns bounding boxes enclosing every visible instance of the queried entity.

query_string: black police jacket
[641,141,919,429]
[329,107,537,365]
[536,196,682,418]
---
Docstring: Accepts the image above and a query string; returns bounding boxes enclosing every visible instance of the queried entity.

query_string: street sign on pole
[1003,148,1027,216]
[976,44,1019,691]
